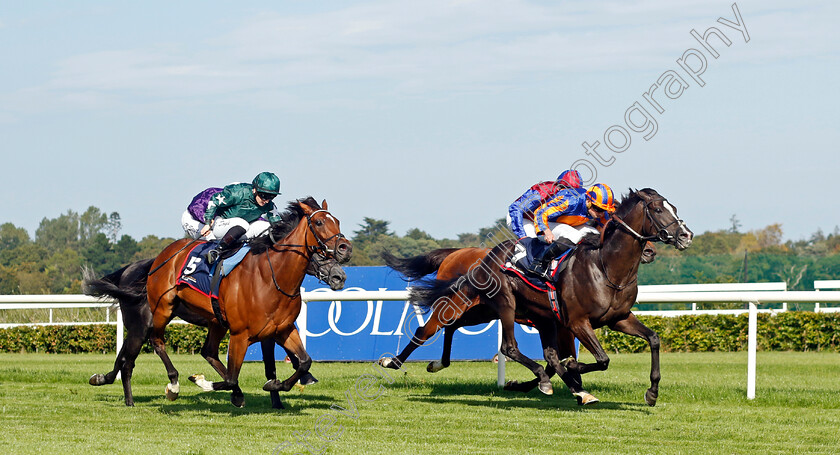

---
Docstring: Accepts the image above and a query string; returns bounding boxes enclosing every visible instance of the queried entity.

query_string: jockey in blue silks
[506,170,584,239]
[526,183,617,280]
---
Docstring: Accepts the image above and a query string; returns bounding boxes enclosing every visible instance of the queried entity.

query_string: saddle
[503,238,574,289]
[176,242,250,298]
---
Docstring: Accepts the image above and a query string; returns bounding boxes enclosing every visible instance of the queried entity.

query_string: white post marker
[747,301,757,399]
[497,321,505,387]
[116,308,124,381]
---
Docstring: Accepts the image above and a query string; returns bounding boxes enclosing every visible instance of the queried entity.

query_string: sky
[1,1,838,243]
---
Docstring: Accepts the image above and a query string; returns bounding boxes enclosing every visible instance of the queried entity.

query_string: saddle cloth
[176,242,251,298]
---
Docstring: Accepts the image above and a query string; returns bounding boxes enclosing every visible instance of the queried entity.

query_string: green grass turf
[1,351,838,454]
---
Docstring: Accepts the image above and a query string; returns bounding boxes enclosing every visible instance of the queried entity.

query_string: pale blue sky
[2,1,838,242]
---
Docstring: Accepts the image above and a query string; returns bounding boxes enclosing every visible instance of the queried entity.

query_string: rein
[147,238,201,277]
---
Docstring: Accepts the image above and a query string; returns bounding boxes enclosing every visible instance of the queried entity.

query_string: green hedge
[597,312,840,353]
[0,324,228,354]
[2,312,839,354]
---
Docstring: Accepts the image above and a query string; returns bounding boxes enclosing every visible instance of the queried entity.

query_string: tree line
[1,208,839,294]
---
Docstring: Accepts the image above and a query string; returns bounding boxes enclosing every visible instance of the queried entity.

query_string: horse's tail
[408,275,479,311]
[82,259,153,307]
[382,248,461,280]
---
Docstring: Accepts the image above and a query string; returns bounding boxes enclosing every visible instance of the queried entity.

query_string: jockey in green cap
[201,171,283,263]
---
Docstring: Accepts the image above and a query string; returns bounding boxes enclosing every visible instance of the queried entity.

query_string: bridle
[611,192,686,246]
[266,208,347,296]
[269,209,346,258]
[598,191,686,290]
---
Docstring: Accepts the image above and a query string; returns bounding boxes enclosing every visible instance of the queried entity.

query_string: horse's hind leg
[609,313,661,406]
[497,306,552,395]
[117,324,151,406]
[189,324,230,393]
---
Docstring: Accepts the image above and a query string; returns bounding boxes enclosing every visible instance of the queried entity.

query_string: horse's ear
[321,199,328,210]
[299,200,315,214]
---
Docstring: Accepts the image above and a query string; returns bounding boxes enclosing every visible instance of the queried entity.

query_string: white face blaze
[662,201,678,220]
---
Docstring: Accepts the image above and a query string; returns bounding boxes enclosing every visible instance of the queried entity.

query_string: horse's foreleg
[564,319,610,373]
[427,324,457,373]
[212,334,248,407]
[380,312,447,370]
[284,343,317,386]
[609,313,661,406]
[262,339,284,409]
[264,328,310,394]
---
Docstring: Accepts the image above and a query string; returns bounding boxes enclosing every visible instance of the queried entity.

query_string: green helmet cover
[252,171,281,195]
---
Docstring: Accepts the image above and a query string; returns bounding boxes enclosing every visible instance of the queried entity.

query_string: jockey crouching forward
[506,170,584,239]
[201,171,283,264]
[527,183,617,280]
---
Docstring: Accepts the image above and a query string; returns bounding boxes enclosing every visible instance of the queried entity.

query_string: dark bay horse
[141,197,351,407]
[407,189,692,405]
[83,250,345,408]
[381,241,656,403]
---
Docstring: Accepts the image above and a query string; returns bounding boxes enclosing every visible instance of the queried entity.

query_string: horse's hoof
[503,380,519,391]
[538,381,554,395]
[165,382,180,401]
[644,389,658,407]
[560,356,575,368]
[574,391,600,406]
[270,395,285,410]
[189,374,214,392]
[231,394,245,408]
[427,361,445,373]
[263,379,292,393]
[89,374,106,386]
[379,357,401,370]
[299,373,318,386]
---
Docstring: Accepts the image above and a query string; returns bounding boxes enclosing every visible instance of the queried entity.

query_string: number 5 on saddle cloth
[177,242,251,299]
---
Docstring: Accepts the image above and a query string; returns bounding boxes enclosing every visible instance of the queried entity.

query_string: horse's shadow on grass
[93,389,339,416]
[403,380,654,413]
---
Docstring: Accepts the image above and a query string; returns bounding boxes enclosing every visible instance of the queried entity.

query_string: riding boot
[205,226,246,264]
[528,238,573,281]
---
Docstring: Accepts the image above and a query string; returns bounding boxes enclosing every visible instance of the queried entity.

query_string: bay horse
[407,188,692,405]
[83,250,345,408]
[381,241,656,403]
[142,197,351,407]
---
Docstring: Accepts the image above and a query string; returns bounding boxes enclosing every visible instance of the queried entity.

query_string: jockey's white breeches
[506,214,597,243]
[210,216,271,240]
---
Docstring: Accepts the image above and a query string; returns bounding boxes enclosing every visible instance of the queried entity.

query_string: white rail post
[747,301,757,399]
[115,308,124,381]
[496,321,505,387]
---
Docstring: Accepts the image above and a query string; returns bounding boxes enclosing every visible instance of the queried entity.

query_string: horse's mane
[249,196,322,255]
[577,188,658,251]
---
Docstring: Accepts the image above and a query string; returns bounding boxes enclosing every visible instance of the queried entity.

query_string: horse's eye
[315,220,324,227]
[655,208,663,214]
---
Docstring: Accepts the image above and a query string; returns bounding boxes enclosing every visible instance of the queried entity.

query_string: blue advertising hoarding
[245,266,546,362]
